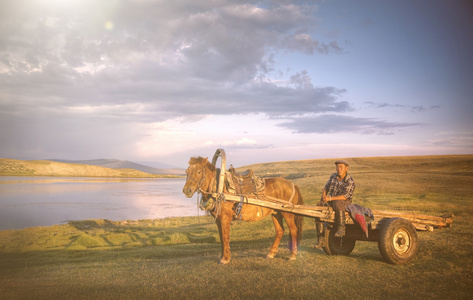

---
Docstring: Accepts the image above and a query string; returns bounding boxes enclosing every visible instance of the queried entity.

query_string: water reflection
[0,176,197,230]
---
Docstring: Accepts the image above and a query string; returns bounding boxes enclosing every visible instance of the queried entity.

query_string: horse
[182,156,304,264]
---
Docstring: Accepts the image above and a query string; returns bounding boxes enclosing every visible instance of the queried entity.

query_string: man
[314,160,355,249]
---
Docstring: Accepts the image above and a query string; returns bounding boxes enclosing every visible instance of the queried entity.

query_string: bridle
[186,163,219,213]
[186,164,206,192]
[186,164,216,196]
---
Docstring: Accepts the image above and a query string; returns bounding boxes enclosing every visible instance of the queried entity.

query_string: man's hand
[323,195,347,202]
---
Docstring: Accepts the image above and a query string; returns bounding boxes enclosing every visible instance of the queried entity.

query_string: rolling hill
[0,158,182,178]
[50,159,185,175]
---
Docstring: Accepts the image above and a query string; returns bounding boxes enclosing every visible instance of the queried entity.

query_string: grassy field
[0,158,179,178]
[0,155,472,299]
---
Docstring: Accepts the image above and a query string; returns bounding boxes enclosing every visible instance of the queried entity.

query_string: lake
[0,177,200,230]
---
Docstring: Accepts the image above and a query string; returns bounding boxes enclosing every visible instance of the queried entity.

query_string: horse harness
[196,165,296,221]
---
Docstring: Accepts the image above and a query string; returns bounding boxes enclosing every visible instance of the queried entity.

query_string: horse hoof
[289,254,297,261]
[219,258,231,265]
[266,250,277,259]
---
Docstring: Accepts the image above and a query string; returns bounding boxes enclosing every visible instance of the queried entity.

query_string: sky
[1,0,472,168]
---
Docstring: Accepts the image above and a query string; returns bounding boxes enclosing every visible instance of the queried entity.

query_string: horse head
[182,156,215,198]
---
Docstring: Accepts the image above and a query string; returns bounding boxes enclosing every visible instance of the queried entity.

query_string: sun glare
[104,20,114,31]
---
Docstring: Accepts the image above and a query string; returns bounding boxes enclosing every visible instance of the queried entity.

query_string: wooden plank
[223,194,328,219]
[370,211,452,228]
[221,193,452,229]
[370,210,452,223]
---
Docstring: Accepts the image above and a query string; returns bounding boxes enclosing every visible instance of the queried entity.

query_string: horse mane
[188,156,216,172]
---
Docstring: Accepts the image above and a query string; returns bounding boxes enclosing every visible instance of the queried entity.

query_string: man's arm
[323,194,347,202]
[323,175,355,203]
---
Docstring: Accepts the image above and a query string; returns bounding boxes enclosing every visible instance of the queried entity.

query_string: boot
[314,222,325,249]
[334,210,346,237]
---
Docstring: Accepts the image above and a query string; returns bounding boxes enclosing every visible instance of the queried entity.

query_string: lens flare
[104,21,114,30]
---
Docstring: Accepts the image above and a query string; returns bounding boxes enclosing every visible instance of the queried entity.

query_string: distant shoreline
[0,174,184,178]
[0,158,183,178]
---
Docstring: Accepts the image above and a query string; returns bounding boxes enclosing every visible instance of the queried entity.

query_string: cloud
[428,131,473,148]
[204,137,271,149]
[278,114,422,135]
[282,31,344,54]
[364,101,440,113]
[0,0,348,121]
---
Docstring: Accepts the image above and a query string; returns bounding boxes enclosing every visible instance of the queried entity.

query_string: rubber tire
[378,218,418,264]
[322,225,356,256]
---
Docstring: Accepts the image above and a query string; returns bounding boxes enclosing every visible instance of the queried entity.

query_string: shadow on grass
[0,216,392,270]
[63,218,392,264]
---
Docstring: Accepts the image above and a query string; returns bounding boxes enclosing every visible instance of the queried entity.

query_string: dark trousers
[330,199,351,212]
[317,199,351,212]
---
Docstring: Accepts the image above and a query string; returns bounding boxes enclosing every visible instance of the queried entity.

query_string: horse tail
[294,184,304,246]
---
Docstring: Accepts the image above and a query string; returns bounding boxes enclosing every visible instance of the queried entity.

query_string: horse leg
[216,217,224,258]
[267,212,284,259]
[216,216,231,264]
[282,212,298,260]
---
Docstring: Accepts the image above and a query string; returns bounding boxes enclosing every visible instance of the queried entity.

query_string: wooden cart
[210,149,453,264]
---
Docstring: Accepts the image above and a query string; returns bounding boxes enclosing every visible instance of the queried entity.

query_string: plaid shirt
[324,173,355,202]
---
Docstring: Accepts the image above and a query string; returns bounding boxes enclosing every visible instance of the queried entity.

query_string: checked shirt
[324,173,355,202]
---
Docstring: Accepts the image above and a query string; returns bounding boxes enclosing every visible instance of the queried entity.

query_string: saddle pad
[226,166,265,195]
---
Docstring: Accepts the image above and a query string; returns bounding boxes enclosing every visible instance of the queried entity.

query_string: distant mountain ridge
[50,159,185,175]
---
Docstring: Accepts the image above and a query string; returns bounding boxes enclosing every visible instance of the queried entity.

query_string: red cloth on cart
[347,204,374,238]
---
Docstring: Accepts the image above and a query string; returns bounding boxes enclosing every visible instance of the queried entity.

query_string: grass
[0,155,472,299]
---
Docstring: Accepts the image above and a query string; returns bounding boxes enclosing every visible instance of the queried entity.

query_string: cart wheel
[322,225,356,256]
[378,218,418,264]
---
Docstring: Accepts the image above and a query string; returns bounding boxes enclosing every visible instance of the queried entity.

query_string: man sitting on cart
[314,160,355,249]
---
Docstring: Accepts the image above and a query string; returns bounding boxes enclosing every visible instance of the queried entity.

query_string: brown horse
[183,156,303,264]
